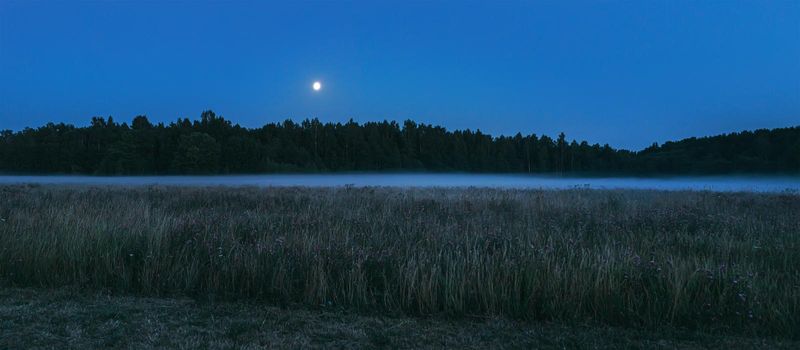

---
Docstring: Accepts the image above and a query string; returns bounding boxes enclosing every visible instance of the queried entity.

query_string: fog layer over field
[0,174,798,192]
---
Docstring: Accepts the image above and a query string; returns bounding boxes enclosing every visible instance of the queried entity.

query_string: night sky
[1,1,798,150]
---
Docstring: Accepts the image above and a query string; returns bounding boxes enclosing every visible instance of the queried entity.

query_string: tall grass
[0,185,798,336]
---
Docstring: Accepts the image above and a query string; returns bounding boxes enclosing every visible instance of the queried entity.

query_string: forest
[0,110,798,175]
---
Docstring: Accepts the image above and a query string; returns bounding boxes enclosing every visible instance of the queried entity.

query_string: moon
[312,81,322,91]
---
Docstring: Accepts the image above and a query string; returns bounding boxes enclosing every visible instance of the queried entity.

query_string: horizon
[4,111,800,153]
[1,1,799,149]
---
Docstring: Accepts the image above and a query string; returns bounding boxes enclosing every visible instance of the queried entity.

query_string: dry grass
[0,185,798,337]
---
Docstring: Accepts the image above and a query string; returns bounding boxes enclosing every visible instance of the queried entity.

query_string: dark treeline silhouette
[0,111,798,175]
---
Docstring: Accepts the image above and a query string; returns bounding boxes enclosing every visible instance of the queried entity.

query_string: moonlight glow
[312,81,321,91]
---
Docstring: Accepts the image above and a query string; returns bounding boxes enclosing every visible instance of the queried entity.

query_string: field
[1,185,799,345]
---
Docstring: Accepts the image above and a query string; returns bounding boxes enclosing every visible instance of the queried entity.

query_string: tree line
[0,111,798,175]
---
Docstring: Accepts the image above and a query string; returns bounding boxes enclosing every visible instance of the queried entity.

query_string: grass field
[1,185,798,340]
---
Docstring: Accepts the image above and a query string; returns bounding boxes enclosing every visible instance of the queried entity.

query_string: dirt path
[1,287,795,349]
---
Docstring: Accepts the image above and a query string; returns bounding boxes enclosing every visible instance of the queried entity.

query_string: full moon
[312,81,322,91]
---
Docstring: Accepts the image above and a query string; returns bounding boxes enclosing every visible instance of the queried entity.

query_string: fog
[0,174,797,192]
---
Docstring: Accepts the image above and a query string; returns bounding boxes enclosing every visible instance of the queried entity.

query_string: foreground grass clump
[0,185,798,336]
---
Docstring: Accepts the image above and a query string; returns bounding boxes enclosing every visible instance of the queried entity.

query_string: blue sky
[1,1,798,149]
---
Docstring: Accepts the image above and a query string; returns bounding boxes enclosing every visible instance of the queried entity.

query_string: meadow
[0,185,798,338]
